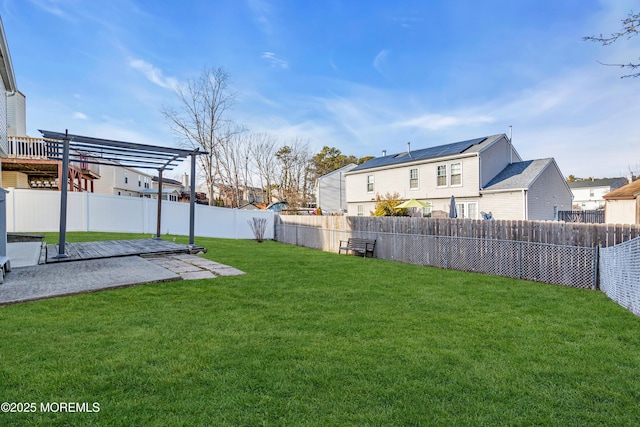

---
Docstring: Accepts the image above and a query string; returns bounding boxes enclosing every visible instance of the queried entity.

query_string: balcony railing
[7,136,100,177]
[7,136,57,159]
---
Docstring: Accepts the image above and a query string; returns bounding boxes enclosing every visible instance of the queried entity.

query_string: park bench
[339,238,376,258]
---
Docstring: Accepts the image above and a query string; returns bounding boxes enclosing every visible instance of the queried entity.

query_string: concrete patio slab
[0,256,180,305]
[7,242,45,268]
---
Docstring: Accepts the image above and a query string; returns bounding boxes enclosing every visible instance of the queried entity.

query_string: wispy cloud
[247,0,275,35]
[373,49,390,76]
[261,52,289,69]
[26,0,74,20]
[396,113,495,130]
[129,59,179,90]
[73,112,88,120]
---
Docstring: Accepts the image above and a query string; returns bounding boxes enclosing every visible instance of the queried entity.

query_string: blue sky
[2,0,639,179]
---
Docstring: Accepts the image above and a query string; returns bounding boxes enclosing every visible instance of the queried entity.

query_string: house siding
[316,164,355,214]
[345,155,480,216]
[479,136,521,188]
[526,163,572,220]
[605,199,638,224]
[6,91,25,137]
[93,164,152,197]
[479,191,524,220]
[0,81,7,158]
[1,170,28,188]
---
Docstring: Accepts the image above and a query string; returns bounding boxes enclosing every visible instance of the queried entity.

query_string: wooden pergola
[39,130,207,259]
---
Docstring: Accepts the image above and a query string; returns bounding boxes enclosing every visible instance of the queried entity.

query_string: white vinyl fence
[5,188,274,240]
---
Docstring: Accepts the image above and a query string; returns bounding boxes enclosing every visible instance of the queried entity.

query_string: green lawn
[1,232,640,426]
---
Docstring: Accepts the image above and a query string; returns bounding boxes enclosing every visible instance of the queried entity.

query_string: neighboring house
[196,180,268,208]
[568,177,628,210]
[150,175,181,202]
[603,177,640,225]
[315,163,356,215]
[345,134,572,220]
[0,15,16,270]
[93,161,153,197]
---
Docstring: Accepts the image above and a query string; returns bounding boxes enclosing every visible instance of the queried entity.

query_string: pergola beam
[42,130,207,258]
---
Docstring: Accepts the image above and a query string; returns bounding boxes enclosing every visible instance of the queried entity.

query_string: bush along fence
[274,216,640,315]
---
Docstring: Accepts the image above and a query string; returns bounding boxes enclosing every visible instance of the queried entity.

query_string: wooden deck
[46,239,204,263]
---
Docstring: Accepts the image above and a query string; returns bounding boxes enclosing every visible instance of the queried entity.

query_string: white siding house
[93,162,154,197]
[568,178,628,210]
[315,163,356,214]
[0,16,17,271]
[345,134,572,220]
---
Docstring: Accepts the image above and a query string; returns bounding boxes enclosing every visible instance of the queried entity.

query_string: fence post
[593,245,600,290]
[517,241,522,279]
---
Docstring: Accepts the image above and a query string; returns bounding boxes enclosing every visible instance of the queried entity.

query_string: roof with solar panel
[349,134,505,172]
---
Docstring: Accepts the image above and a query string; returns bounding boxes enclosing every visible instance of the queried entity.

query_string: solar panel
[351,136,487,172]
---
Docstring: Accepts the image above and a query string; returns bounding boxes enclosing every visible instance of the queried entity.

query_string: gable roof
[0,16,16,92]
[349,134,505,172]
[482,158,554,192]
[317,163,357,181]
[603,179,640,200]
[568,178,626,189]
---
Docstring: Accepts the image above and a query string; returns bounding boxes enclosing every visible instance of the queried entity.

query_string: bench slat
[339,238,376,258]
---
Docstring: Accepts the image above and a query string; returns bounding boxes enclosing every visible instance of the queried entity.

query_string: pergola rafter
[39,130,207,258]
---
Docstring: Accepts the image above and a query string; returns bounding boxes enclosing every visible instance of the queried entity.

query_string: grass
[1,232,640,426]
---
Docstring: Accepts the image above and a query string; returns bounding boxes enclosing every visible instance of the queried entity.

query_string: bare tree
[162,67,236,205]
[275,138,312,208]
[216,125,250,207]
[584,11,640,78]
[249,132,279,204]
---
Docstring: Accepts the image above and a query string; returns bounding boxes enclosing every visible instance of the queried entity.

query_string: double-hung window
[451,162,462,186]
[366,175,374,192]
[124,171,128,184]
[437,165,447,187]
[409,168,419,189]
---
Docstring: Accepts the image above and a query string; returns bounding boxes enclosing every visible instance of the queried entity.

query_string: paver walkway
[144,254,245,280]
[0,254,244,305]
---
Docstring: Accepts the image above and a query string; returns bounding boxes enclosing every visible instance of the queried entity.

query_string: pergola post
[189,152,196,247]
[155,168,163,239]
[55,130,70,258]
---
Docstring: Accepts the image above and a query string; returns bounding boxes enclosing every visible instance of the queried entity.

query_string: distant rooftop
[567,178,626,189]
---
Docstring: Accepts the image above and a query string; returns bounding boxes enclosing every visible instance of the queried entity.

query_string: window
[451,162,462,186]
[409,168,419,189]
[357,205,364,216]
[437,165,447,187]
[455,202,478,219]
[144,177,150,189]
[589,189,595,198]
[422,205,432,218]
[367,175,374,192]
[124,171,128,184]
[138,175,141,187]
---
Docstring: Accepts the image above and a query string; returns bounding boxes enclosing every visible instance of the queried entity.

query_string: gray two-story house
[345,134,572,220]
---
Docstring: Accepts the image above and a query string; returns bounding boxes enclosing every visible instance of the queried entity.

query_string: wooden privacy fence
[275,222,597,289]
[275,216,640,248]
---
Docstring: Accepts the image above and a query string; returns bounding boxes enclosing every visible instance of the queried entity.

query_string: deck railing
[7,136,57,159]
[7,136,100,177]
